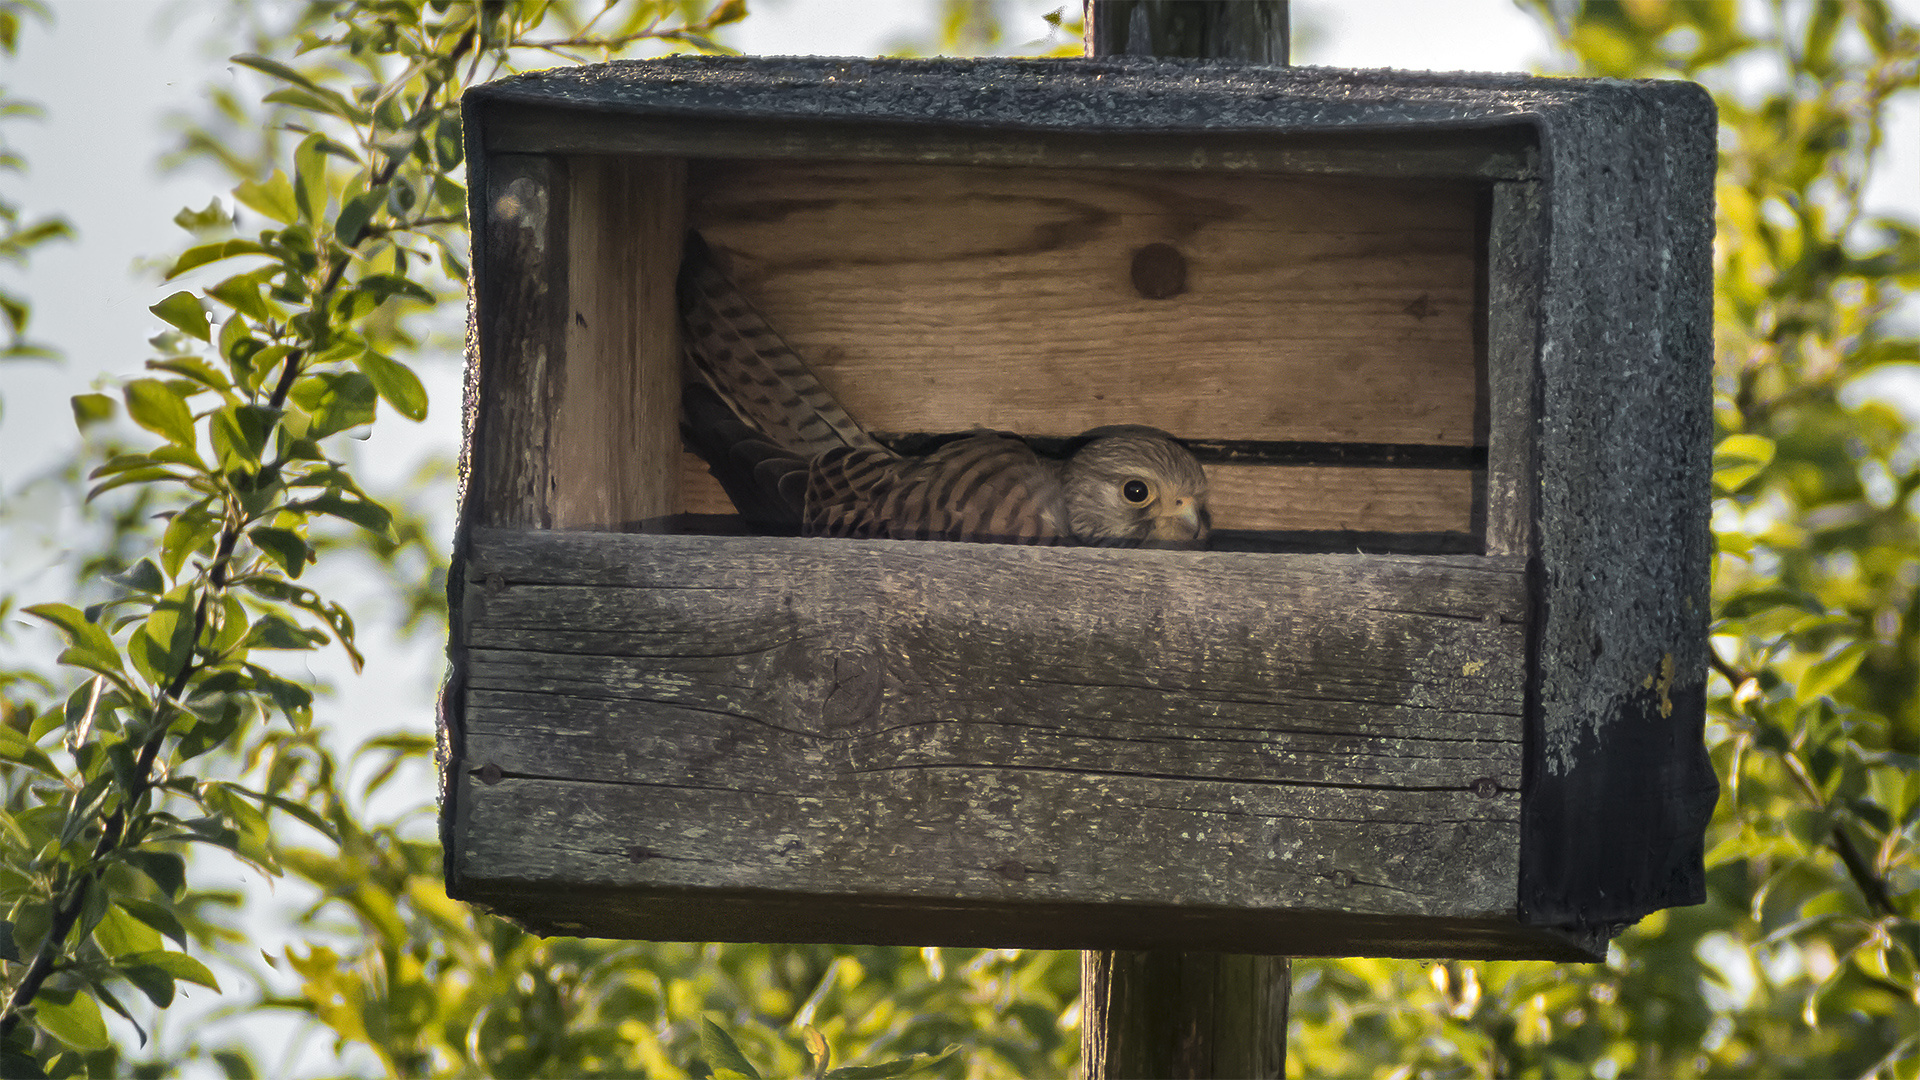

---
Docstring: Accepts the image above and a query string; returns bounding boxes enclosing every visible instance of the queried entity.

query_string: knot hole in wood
[1130,242,1188,299]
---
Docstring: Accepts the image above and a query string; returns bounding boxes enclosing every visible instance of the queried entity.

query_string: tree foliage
[0,0,74,370]
[1288,3,1920,1077]
[2,0,1915,1077]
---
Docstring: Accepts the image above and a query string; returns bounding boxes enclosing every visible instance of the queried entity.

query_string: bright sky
[1,1,1915,1073]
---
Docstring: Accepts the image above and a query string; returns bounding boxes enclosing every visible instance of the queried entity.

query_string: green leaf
[354,272,436,305]
[292,132,329,225]
[242,613,329,651]
[211,1050,258,1080]
[243,664,314,731]
[118,948,220,991]
[116,898,189,950]
[0,919,16,963]
[231,54,370,123]
[0,725,61,778]
[0,1046,45,1080]
[32,988,109,1051]
[290,491,392,538]
[248,526,311,578]
[123,377,199,448]
[173,198,231,232]
[263,85,363,122]
[166,238,273,280]
[1798,643,1868,703]
[1713,432,1777,493]
[432,113,463,170]
[109,558,166,596]
[287,371,377,437]
[150,291,211,342]
[335,190,380,247]
[87,467,190,504]
[707,0,749,27]
[701,1017,763,1080]
[140,585,198,681]
[208,593,249,657]
[242,343,295,395]
[93,902,163,959]
[827,1047,960,1079]
[234,170,298,225]
[119,964,176,1009]
[354,350,428,421]
[86,980,148,1050]
[161,502,221,580]
[233,783,339,843]
[70,392,115,429]
[208,273,273,322]
[122,850,186,898]
[210,404,272,472]
[24,603,125,679]
[148,355,234,393]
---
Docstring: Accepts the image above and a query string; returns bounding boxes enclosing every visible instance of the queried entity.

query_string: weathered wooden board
[552,155,684,529]
[688,161,1481,447]
[447,528,1563,957]
[482,103,1540,181]
[678,452,1478,535]
[466,154,685,530]
[470,154,565,529]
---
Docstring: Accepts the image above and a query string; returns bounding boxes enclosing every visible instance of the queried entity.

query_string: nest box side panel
[1524,80,1720,929]
[553,156,685,530]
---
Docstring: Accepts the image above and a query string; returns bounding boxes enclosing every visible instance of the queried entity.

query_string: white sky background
[1,0,1917,1073]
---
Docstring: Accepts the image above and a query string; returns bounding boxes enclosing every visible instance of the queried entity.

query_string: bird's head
[1061,427,1211,548]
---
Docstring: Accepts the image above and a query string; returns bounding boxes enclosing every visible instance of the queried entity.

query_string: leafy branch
[0,2,762,1073]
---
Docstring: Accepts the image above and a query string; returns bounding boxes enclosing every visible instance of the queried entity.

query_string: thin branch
[1778,739,1903,920]
[1830,822,1901,919]
[1709,647,1751,692]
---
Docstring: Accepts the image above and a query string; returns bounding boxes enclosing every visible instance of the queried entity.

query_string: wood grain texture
[473,155,566,527]
[481,103,1539,182]
[1484,180,1542,557]
[551,156,685,530]
[1086,0,1292,63]
[448,528,1545,955]
[679,452,1477,534]
[1082,951,1290,1080]
[687,161,1481,447]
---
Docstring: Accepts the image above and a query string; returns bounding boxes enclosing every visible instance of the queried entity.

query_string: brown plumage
[679,233,1210,548]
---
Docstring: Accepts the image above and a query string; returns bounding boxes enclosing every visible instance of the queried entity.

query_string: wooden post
[1080,3,1293,1078]
[1085,0,1289,63]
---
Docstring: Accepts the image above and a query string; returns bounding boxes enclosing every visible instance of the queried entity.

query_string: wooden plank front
[678,455,1479,535]
[450,528,1543,956]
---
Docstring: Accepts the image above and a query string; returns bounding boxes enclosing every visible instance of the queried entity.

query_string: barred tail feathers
[678,232,881,460]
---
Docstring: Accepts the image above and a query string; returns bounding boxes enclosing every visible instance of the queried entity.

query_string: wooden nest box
[444,57,1719,961]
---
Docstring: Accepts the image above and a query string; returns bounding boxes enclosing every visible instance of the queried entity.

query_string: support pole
[1084,0,1290,63]
[1079,4,1293,1078]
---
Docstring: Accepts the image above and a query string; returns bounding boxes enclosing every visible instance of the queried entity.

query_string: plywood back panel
[687,160,1481,446]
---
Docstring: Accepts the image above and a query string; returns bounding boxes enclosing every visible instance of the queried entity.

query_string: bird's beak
[1152,497,1208,545]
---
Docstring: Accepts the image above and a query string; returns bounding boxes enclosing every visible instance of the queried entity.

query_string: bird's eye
[1122,479,1151,504]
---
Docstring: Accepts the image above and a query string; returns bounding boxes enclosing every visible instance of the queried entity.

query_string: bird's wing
[678,231,883,460]
[679,381,809,532]
[807,435,1070,545]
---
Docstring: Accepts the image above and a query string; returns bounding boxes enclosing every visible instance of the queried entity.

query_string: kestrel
[678,233,1210,548]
